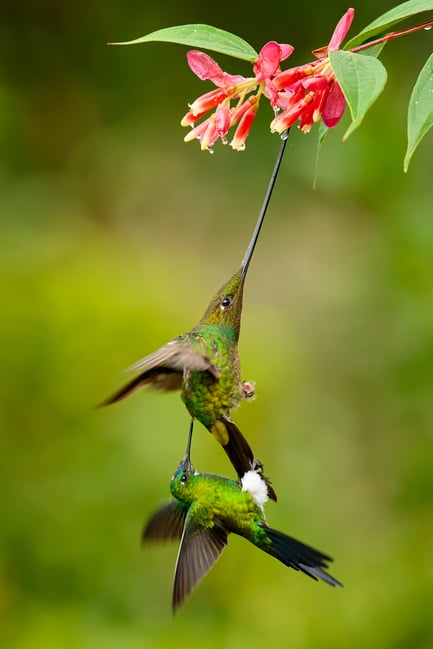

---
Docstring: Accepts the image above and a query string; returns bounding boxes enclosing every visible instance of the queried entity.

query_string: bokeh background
[1,1,432,647]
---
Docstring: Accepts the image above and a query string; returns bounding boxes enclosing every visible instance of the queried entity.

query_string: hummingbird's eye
[180,473,188,484]
[221,296,232,309]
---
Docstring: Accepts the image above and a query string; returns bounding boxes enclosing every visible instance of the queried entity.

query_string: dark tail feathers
[262,525,342,587]
[221,418,277,502]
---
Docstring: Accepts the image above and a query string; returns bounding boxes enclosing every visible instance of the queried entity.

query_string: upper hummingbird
[142,423,342,613]
[99,137,291,500]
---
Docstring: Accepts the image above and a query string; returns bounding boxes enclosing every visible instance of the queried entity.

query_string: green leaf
[329,50,388,139]
[345,0,433,49]
[110,24,258,62]
[404,53,433,171]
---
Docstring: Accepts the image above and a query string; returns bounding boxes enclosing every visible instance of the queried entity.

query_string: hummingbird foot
[241,381,256,400]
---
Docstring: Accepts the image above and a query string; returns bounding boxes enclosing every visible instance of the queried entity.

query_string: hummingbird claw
[242,380,256,399]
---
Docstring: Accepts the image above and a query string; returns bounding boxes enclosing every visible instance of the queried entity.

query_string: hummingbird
[142,422,342,613]
[100,135,290,499]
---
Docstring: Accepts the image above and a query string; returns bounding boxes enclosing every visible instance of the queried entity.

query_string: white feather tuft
[241,470,269,508]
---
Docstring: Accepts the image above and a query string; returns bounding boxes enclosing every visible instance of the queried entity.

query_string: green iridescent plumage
[143,425,342,613]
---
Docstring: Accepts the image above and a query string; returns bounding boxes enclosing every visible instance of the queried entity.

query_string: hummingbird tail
[216,418,277,502]
[262,526,343,588]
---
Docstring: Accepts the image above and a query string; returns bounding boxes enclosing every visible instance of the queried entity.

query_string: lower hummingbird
[142,422,342,613]
[100,134,290,499]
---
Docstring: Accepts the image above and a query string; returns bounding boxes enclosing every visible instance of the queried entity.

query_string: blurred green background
[1,1,432,647]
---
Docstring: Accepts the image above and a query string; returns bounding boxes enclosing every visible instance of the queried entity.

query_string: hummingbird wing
[259,523,343,588]
[172,516,228,613]
[100,338,219,405]
[142,500,188,543]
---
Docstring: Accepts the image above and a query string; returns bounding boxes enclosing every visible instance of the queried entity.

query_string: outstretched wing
[172,516,228,613]
[142,500,188,543]
[100,338,219,405]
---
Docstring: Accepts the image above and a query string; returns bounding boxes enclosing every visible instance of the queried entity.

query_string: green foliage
[112,24,258,61]
[329,50,388,139]
[344,0,433,48]
[405,52,433,170]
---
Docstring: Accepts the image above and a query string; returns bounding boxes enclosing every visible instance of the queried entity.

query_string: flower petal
[180,110,199,127]
[200,120,219,150]
[186,50,227,85]
[270,102,304,132]
[188,87,230,116]
[254,41,285,80]
[272,62,319,91]
[231,105,257,150]
[215,103,231,136]
[279,43,295,62]
[322,80,346,128]
[328,8,355,51]
[184,119,209,142]
[263,78,280,106]
[186,50,247,88]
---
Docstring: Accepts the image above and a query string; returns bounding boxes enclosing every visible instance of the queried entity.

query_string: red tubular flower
[215,103,231,136]
[230,97,259,150]
[184,87,232,120]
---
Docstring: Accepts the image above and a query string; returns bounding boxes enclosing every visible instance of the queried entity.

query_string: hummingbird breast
[180,326,243,429]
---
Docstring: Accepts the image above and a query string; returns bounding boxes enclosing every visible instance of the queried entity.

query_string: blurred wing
[142,500,188,543]
[100,339,219,405]
[172,517,228,613]
[127,339,217,374]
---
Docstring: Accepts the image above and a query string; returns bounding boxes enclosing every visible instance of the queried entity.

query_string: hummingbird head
[170,461,197,504]
[170,420,201,503]
[198,268,245,339]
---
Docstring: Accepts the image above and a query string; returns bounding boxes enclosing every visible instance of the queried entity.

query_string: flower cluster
[182,8,354,150]
[181,41,294,151]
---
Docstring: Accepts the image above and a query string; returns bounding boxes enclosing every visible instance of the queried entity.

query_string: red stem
[351,19,433,53]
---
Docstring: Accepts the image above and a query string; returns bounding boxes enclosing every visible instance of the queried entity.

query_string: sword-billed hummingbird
[143,422,342,613]
[101,134,290,499]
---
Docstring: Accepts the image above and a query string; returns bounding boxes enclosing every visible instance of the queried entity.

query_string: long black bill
[241,129,290,278]
[181,419,194,471]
